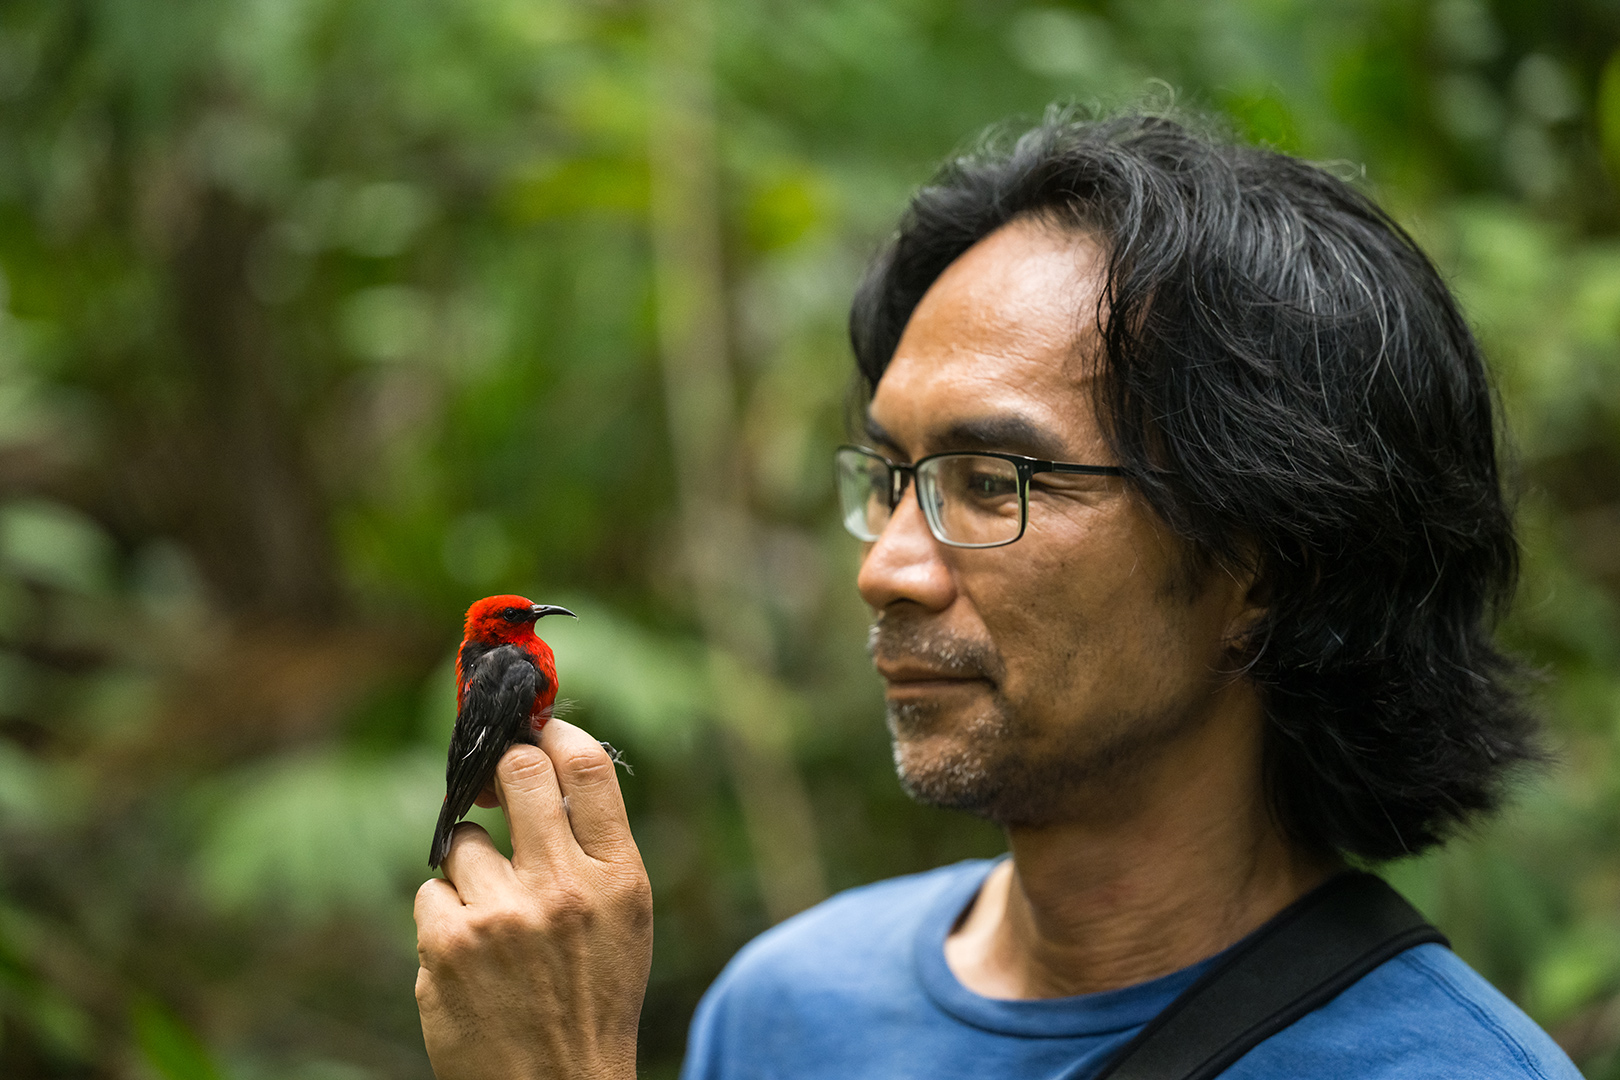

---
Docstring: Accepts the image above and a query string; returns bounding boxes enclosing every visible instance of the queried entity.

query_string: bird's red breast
[455,594,564,729]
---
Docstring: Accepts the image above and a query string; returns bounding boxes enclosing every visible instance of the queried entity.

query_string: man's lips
[874,661,989,693]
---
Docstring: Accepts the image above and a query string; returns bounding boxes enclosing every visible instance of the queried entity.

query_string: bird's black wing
[429,644,538,869]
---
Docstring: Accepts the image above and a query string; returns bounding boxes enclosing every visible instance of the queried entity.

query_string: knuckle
[543,885,596,930]
[414,967,434,1005]
[589,864,652,930]
[466,903,532,943]
[498,744,554,786]
[623,881,654,933]
[560,745,615,785]
[451,820,488,846]
[604,858,652,896]
[439,920,480,956]
[414,905,450,957]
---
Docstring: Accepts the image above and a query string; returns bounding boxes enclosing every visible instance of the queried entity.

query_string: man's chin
[893,755,1000,818]
[888,726,1009,815]
[889,728,1076,827]
[894,753,1073,826]
[885,693,1065,824]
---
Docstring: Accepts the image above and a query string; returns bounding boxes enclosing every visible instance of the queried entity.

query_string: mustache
[867,610,1004,682]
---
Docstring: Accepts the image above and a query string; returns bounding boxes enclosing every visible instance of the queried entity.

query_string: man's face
[859,217,1257,827]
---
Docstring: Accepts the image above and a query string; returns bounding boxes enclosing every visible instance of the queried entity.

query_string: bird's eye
[502,607,520,620]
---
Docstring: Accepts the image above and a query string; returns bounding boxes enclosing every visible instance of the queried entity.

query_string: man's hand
[414,718,653,1080]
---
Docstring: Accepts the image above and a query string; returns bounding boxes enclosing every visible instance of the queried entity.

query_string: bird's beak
[531,604,577,620]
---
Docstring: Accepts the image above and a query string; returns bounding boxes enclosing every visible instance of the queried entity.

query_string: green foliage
[132,996,226,1080]
[0,911,92,1066]
[0,500,113,595]
[196,751,443,922]
[543,601,711,747]
[1599,52,1620,185]
[0,0,1616,1075]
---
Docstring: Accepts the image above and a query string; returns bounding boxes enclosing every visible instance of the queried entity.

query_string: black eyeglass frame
[835,444,1128,549]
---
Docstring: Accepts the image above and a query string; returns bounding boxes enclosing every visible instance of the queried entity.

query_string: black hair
[850,110,1543,862]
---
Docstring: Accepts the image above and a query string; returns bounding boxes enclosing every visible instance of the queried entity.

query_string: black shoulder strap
[1092,872,1448,1080]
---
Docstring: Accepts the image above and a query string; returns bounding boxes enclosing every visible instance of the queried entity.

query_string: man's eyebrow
[935,415,1068,460]
[863,416,900,451]
[861,413,1070,460]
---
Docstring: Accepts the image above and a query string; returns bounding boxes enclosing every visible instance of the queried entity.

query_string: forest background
[2,0,1620,1076]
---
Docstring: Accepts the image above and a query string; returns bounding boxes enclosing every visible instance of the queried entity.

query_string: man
[413,113,1579,1079]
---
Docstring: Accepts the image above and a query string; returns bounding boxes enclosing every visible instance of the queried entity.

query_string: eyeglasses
[834,445,1126,549]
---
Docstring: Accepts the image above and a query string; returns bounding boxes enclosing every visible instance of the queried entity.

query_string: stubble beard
[870,612,1045,825]
[871,612,1202,828]
[885,691,1018,817]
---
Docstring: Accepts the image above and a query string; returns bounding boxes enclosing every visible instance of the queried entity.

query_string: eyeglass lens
[835,448,1024,547]
[835,449,890,541]
[925,454,1022,546]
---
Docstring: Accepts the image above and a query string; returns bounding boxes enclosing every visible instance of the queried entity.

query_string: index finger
[538,718,635,862]
[491,743,579,877]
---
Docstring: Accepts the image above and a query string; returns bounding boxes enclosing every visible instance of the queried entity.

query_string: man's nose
[856,484,956,612]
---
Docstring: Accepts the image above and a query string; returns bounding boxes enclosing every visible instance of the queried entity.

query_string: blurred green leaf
[503,157,650,222]
[542,598,711,746]
[0,499,112,594]
[1527,922,1620,1024]
[340,286,437,364]
[744,173,824,253]
[1221,88,1303,153]
[132,995,226,1080]
[1599,50,1620,184]
[196,751,442,922]
[0,907,92,1062]
[0,736,52,824]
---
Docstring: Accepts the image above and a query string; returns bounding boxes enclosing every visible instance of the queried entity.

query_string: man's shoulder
[688,865,1582,1080]
[713,859,988,992]
[680,861,1003,1080]
[1230,943,1581,1079]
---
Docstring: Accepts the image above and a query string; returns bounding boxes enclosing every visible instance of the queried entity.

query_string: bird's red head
[463,594,577,647]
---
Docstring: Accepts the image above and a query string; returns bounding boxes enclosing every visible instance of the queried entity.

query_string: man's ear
[1220,551,1269,655]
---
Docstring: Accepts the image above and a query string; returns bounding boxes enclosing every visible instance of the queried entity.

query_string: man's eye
[965,471,1017,497]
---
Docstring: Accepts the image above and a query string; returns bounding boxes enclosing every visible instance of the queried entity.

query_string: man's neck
[943,710,1338,999]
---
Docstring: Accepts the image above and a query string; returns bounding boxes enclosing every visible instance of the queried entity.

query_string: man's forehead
[867,218,1108,458]
[906,217,1105,350]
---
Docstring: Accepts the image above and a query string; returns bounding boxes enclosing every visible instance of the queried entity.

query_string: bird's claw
[599,740,633,775]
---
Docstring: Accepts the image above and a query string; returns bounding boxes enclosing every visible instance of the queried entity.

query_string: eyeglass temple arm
[1039,461,1128,477]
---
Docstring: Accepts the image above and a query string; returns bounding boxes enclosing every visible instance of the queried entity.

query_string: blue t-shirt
[681,860,1580,1080]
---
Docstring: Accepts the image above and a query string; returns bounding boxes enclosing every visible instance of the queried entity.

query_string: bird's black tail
[429,649,539,870]
[429,799,460,870]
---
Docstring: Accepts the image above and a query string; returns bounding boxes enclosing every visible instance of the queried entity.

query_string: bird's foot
[599,740,633,775]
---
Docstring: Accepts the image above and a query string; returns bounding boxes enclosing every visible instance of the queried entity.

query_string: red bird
[429,594,575,869]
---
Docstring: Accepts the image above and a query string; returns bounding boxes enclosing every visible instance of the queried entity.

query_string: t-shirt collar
[913,859,1221,1038]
